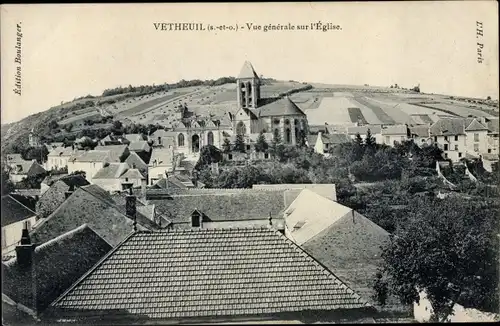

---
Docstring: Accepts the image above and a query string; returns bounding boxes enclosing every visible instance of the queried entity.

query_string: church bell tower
[236,61,261,109]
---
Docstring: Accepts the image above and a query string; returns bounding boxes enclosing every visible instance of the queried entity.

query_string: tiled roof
[125,151,148,171]
[149,148,174,167]
[2,224,112,312]
[381,125,408,136]
[257,97,306,117]
[409,125,430,138]
[465,119,488,132]
[5,154,24,164]
[323,133,351,144]
[429,118,468,136]
[123,134,144,142]
[47,146,75,157]
[347,125,382,135]
[149,190,287,225]
[72,150,110,163]
[120,168,145,180]
[1,196,37,227]
[92,163,128,179]
[152,176,193,190]
[52,227,370,320]
[253,184,337,202]
[36,176,90,218]
[94,145,128,162]
[29,185,157,247]
[237,61,259,79]
[128,141,150,152]
[150,129,177,138]
[10,160,46,176]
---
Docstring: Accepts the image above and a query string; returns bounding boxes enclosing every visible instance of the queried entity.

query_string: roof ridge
[34,223,90,252]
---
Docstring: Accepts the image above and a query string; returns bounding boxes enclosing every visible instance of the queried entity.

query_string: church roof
[258,96,306,117]
[237,61,259,79]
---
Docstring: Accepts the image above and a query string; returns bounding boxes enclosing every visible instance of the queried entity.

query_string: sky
[1,2,498,124]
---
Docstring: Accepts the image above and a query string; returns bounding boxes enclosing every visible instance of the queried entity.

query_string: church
[167,61,309,156]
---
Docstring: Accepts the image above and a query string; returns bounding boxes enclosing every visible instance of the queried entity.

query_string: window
[454,135,459,141]
[228,154,233,160]
[458,152,462,158]
[246,145,251,150]
[178,133,185,147]
[434,136,437,142]
[474,133,479,142]
[264,153,269,159]
[444,144,448,151]
[444,136,448,141]
[158,136,162,145]
[454,145,458,151]
[421,139,425,143]
[474,144,479,152]
[488,149,492,153]
[125,177,129,182]
[444,153,448,158]
[207,132,214,146]
[191,211,201,228]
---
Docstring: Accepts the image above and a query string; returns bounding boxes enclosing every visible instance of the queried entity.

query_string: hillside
[2,76,498,157]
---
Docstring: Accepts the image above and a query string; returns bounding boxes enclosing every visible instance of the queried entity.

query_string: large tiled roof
[72,150,110,163]
[486,118,499,133]
[381,125,408,136]
[94,145,128,162]
[429,117,469,136]
[149,190,287,225]
[465,119,488,132]
[47,146,75,157]
[120,168,145,180]
[128,141,150,152]
[2,224,112,312]
[237,61,259,79]
[409,125,430,138]
[125,151,148,171]
[149,148,174,167]
[52,227,370,320]
[92,163,129,179]
[1,196,37,227]
[257,97,306,117]
[29,185,156,247]
[309,133,351,145]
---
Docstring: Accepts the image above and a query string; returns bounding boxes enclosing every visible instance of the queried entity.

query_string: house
[36,175,90,218]
[380,124,409,146]
[2,224,112,320]
[464,118,489,156]
[5,154,25,171]
[283,189,411,316]
[148,188,292,229]
[94,144,129,162]
[409,125,432,146]
[148,129,177,148]
[127,140,151,154]
[308,132,351,154]
[1,196,39,257]
[46,227,376,324]
[8,160,46,183]
[92,162,130,192]
[148,147,175,185]
[45,146,77,171]
[481,153,499,172]
[347,125,383,143]
[124,151,148,171]
[119,168,146,190]
[485,117,499,154]
[29,185,160,247]
[67,150,112,183]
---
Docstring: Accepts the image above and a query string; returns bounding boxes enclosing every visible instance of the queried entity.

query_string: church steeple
[237,61,260,109]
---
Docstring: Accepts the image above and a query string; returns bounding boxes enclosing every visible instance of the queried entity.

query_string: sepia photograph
[0,2,499,324]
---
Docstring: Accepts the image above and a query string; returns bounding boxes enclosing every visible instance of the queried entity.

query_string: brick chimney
[15,225,38,312]
[126,188,137,231]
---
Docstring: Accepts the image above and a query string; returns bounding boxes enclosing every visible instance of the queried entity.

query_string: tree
[64,124,73,132]
[354,133,363,147]
[364,129,376,151]
[375,196,499,322]
[222,138,231,153]
[297,129,307,147]
[254,131,268,153]
[195,145,223,171]
[1,168,15,195]
[487,96,491,100]
[112,120,123,130]
[234,134,246,153]
[270,129,285,159]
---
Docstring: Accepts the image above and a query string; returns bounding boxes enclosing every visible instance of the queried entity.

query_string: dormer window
[191,210,202,228]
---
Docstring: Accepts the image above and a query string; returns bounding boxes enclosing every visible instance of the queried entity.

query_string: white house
[67,150,112,183]
[1,195,39,257]
[380,124,409,146]
[429,118,468,162]
[45,146,80,171]
[308,132,351,154]
[92,162,144,192]
[8,160,47,183]
[148,147,175,185]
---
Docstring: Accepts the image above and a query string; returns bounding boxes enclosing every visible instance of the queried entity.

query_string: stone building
[232,61,309,145]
